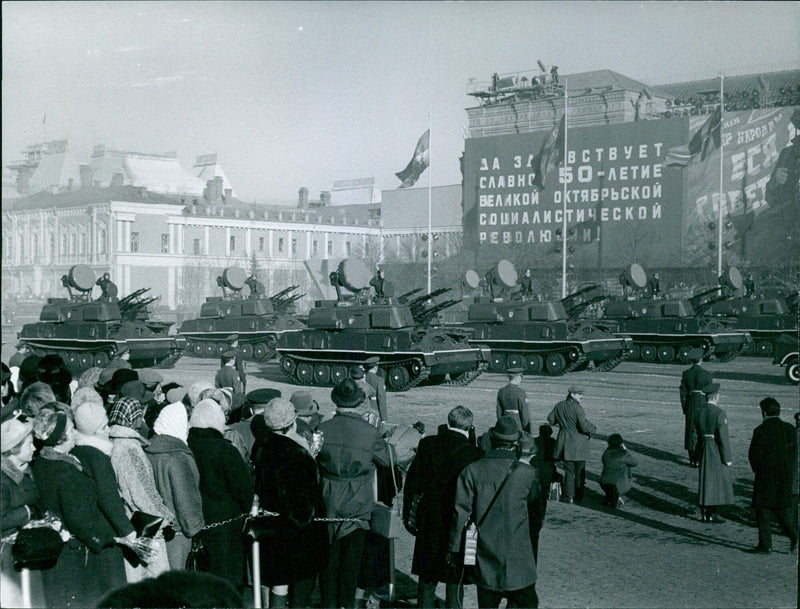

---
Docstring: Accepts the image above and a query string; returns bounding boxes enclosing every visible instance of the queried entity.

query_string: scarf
[38,446,83,472]
[73,431,114,456]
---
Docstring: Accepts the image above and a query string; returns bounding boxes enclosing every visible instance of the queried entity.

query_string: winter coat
[404,426,483,582]
[365,370,388,422]
[108,424,175,523]
[187,427,253,526]
[547,396,596,461]
[600,446,638,495]
[144,434,205,537]
[679,363,712,450]
[71,442,135,537]
[692,401,734,506]
[316,411,390,541]
[1,458,39,537]
[449,450,539,592]
[497,383,531,433]
[252,432,328,585]
[749,416,797,509]
[215,365,242,395]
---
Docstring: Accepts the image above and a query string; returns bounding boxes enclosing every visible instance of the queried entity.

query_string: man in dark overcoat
[226,334,247,393]
[449,416,540,608]
[679,348,712,467]
[547,386,596,503]
[497,368,530,433]
[316,379,391,609]
[692,383,734,523]
[747,397,798,553]
[364,357,388,422]
[404,406,483,608]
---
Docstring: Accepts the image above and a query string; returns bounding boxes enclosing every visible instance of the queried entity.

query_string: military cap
[226,334,239,342]
[350,366,365,379]
[507,367,524,376]
[115,345,130,356]
[222,349,237,359]
[568,385,584,395]
[137,370,164,387]
[687,347,704,362]
[701,382,720,395]
[364,356,380,367]
[246,388,282,406]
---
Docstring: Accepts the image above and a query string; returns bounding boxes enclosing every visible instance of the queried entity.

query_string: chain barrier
[199,508,366,532]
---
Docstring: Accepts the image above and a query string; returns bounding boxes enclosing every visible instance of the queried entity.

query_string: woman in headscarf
[31,406,126,608]
[1,414,44,608]
[145,402,205,570]
[108,389,174,581]
[252,398,327,608]
[188,398,253,590]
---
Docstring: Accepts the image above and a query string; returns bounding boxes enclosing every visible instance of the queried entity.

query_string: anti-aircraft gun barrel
[690,267,743,316]
[397,288,423,303]
[117,287,149,307]
[561,284,607,321]
[270,286,299,301]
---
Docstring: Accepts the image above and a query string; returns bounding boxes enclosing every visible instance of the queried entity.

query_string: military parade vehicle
[701,291,798,357]
[16,265,184,373]
[599,264,752,363]
[773,331,799,384]
[178,266,306,361]
[276,258,490,391]
[443,261,634,376]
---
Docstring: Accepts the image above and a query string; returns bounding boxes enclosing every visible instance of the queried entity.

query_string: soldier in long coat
[496,369,530,433]
[679,348,712,467]
[226,334,247,393]
[449,416,540,608]
[692,383,734,523]
[404,406,483,608]
[547,386,596,503]
[364,357,388,423]
[747,397,798,553]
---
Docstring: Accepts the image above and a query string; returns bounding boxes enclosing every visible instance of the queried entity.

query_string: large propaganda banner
[462,119,687,270]
[680,106,799,267]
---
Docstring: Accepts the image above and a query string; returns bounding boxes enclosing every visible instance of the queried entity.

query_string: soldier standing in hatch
[679,348,712,468]
[496,368,530,434]
[96,272,118,303]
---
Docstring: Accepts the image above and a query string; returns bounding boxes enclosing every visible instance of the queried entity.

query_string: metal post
[427,114,433,294]
[250,496,262,608]
[561,78,569,298]
[717,74,725,278]
[21,568,31,608]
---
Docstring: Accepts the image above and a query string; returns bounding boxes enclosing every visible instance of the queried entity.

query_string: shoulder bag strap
[476,460,518,527]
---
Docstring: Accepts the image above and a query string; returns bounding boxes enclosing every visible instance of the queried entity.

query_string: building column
[246,227,252,256]
[288,230,293,259]
[225,227,231,256]
[268,229,274,259]
[324,232,330,260]
[169,224,176,254]
[306,230,311,260]
[204,226,210,255]
[124,221,131,252]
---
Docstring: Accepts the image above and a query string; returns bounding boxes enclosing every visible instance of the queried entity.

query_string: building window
[79,234,86,255]
[31,233,39,258]
[98,229,106,254]
[60,234,67,256]
[327,241,333,256]
[291,239,297,256]
[278,237,285,253]
[130,232,139,253]
[259,237,265,252]
[230,236,236,252]
[49,233,55,259]
[194,239,202,255]
[18,235,25,261]
[312,240,318,257]
[162,234,169,253]
[346,241,352,256]
[69,234,76,256]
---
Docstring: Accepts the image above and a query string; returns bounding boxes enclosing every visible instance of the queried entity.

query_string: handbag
[370,446,403,539]
[185,536,211,572]
[130,511,164,539]
[12,526,65,571]
[462,461,518,567]
[548,481,562,502]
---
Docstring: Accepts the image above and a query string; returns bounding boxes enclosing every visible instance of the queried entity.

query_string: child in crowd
[600,433,637,508]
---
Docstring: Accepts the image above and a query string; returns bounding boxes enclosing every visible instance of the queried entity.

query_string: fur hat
[78,367,103,389]
[119,380,153,405]
[187,381,214,408]
[262,397,297,430]
[331,379,366,409]
[290,390,318,416]
[166,386,187,405]
[32,408,69,447]
[107,369,139,395]
[71,387,104,411]
[1,416,33,451]
[74,401,108,436]
[490,416,521,442]
[608,433,624,449]
[688,348,704,363]
[350,366,365,380]
[189,399,227,434]
[137,370,164,389]
[37,354,72,387]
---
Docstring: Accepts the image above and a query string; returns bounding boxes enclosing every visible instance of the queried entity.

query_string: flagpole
[561,78,569,299]
[427,114,433,294]
[717,74,724,278]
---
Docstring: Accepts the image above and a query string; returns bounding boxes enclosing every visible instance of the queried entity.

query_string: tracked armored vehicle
[17,265,184,373]
[276,259,490,391]
[444,261,633,376]
[178,267,305,361]
[599,264,751,364]
[773,331,799,384]
[702,292,798,357]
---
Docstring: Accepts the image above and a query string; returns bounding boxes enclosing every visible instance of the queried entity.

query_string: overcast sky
[3,1,798,202]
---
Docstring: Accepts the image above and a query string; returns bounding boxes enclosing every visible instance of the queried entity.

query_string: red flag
[533,114,566,190]
[665,106,722,167]
[395,130,430,189]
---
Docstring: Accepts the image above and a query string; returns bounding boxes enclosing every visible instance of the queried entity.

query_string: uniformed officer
[369,268,386,300]
[96,272,119,302]
[496,368,530,433]
[106,344,132,371]
[363,356,388,422]
[226,334,247,393]
[679,347,713,467]
[520,269,534,298]
[350,365,380,427]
